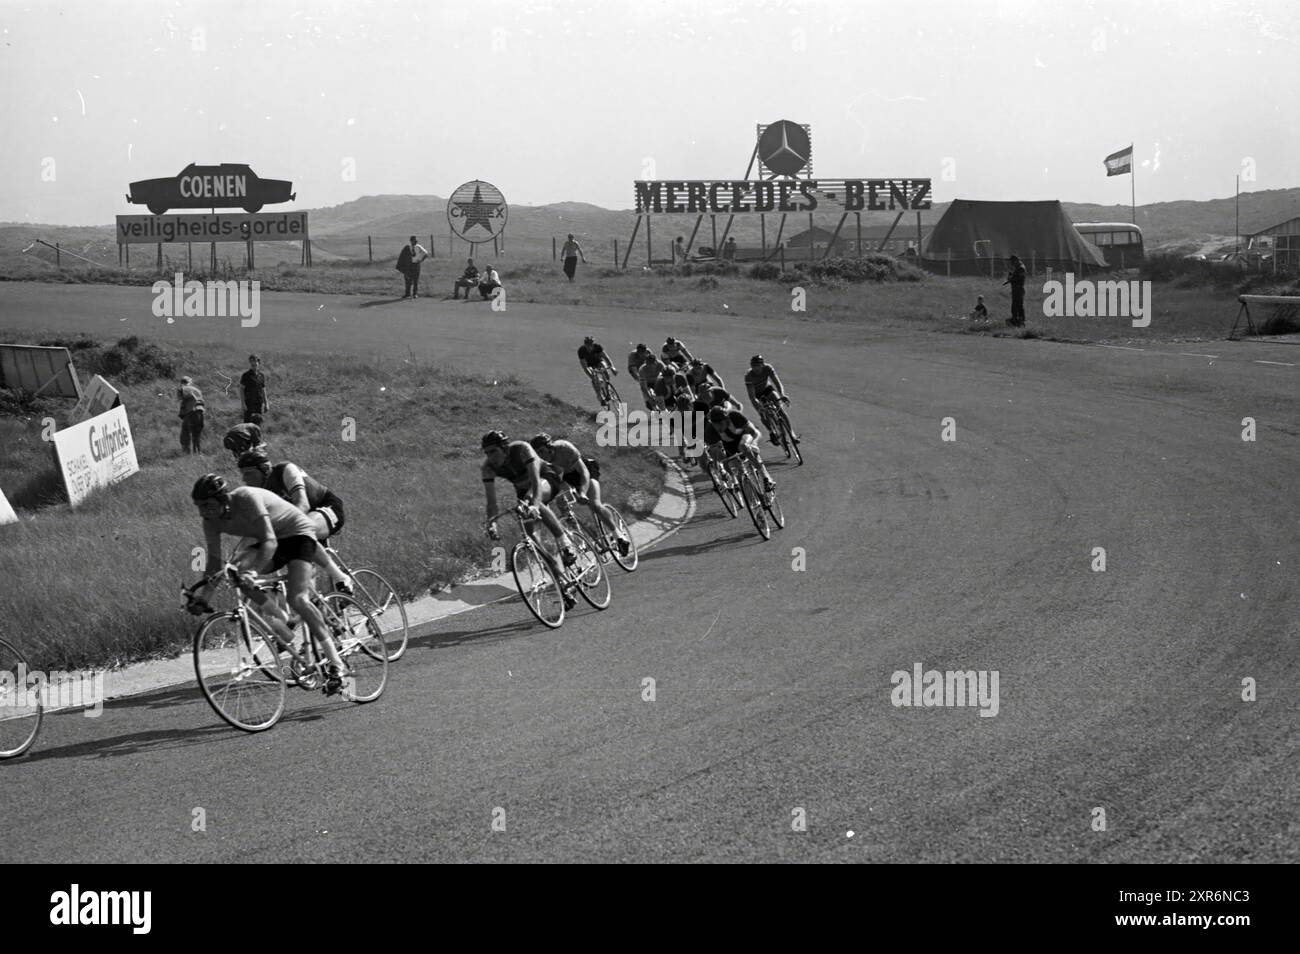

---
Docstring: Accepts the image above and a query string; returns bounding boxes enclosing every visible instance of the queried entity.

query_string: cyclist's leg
[533,480,576,558]
[582,476,620,538]
[743,436,775,489]
[284,555,344,670]
[587,367,603,401]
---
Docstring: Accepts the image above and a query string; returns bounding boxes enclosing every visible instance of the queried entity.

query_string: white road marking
[1099,344,1145,352]
[1179,352,1219,358]
[1254,360,1296,367]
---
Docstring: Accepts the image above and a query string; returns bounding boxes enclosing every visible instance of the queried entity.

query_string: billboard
[68,375,121,425]
[633,179,932,215]
[125,163,295,215]
[0,344,82,398]
[0,486,16,526]
[53,405,140,507]
[115,211,309,245]
[447,180,508,241]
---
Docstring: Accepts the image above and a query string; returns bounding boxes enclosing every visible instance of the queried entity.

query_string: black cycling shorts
[269,535,318,572]
[310,493,345,535]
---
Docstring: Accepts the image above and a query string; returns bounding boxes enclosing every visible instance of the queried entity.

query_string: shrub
[749,262,781,281]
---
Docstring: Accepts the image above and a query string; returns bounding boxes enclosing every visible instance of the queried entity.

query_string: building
[1245,216,1300,272]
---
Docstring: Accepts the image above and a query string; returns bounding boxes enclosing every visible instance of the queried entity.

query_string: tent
[920,199,1108,275]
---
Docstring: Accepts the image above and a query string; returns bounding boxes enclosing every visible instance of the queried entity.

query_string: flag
[1104,145,1133,177]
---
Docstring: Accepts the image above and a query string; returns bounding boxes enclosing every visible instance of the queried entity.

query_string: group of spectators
[395,236,503,301]
[176,354,268,454]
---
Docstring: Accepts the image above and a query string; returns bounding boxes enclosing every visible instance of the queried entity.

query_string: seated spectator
[972,295,989,321]
[478,264,502,300]
[453,258,479,299]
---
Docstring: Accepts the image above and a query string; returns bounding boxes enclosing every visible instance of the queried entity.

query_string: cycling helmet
[583,336,594,345]
[237,449,271,470]
[635,343,648,352]
[529,432,553,449]
[707,407,727,424]
[223,422,262,452]
[750,354,764,366]
[481,430,508,450]
[665,336,677,346]
[191,474,229,501]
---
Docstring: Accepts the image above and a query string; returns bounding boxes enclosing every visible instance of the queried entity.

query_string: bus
[1074,222,1144,269]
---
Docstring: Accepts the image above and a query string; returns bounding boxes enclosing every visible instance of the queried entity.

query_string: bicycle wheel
[511,542,566,629]
[318,593,388,703]
[194,613,286,732]
[570,531,612,609]
[706,458,738,518]
[0,638,42,759]
[601,505,638,572]
[349,568,410,662]
[738,469,771,540]
[604,379,621,408]
[779,407,804,465]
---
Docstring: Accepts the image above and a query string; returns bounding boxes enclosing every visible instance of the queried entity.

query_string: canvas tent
[920,199,1107,275]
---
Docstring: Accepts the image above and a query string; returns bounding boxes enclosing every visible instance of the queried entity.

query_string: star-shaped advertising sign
[447,180,508,240]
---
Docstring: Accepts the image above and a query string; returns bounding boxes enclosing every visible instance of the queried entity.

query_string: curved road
[1,281,1297,862]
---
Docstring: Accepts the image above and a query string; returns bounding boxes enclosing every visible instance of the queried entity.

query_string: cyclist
[577,336,617,405]
[528,433,631,556]
[627,342,651,378]
[695,380,743,413]
[743,354,794,446]
[661,336,694,367]
[222,422,266,461]
[237,450,353,594]
[685,356,724,391]
[637,352,667,410]
[480,430,579,607]
[185,475,348,695]
[708,406,775,494]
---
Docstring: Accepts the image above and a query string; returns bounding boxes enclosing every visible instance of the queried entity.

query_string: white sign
[69,374,121,424]
[0,486,16,526]
[53,405,140,506]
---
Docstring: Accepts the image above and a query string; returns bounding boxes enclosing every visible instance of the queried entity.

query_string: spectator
[972,295,989,321]
[452,258,479,299]
[722,236,737,261]
[1003,254,1027,326]
[673,236,687,264]
[396,235,430,299]
[478,264,502,300]
[560,234,586,282]
[240,354,268,424]
[177,376,205,454]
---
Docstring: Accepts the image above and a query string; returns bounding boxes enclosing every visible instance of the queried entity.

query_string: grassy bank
[0,334,664,671]
[3,252,1281,343]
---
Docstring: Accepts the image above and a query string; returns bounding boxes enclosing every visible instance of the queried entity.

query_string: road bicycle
[591,366,620,410]
[487,502,610,629]
[189,564,388,733]
[700,449,739,518]
[322,544,410,662]
[759,393,802,465]
[0,637,42,760]
[553,484,638,572]
[722,450,785,541]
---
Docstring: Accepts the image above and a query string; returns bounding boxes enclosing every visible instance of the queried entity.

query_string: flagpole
[1130,143,1136,225]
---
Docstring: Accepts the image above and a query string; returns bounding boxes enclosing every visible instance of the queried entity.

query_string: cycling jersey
[206,486,317,540]
[482,440,562,494]
[638,358,666,389]
[700,386,738,409]
[545,439,602,489]
[744,363,779,398]
[262,462,345,533]
[685,363,716,389]
[714,409,757,455]
[693,398,723,445]
[662,342,690,365]
[578,343,607,368]
[627,349,651,376]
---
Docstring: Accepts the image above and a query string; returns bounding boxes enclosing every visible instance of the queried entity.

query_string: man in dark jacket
[239,354,268,423]
[396,236,429,298]
[1003,254,1027,326]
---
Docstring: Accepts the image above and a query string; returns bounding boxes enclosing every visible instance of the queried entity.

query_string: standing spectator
[478,264,502,300]
[723,236,738,261]
[560,234,586,282]
[673,236,687,264]
[1003,254,1027,326]
[239,354,268,424]
[396,235,430,299]
[177,376,206,454]
[452,258,479,299]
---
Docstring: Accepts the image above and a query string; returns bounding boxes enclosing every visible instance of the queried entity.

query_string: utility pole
[1235,174,1240,256]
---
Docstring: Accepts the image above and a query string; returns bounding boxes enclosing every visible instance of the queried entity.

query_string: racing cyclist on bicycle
[185,475,349,694]
[744,354,794,446]
[685,356,725,391]
[480,430,579,607]
[707,406,775,494]
[577,336,617,405]
[637,352,668,410]
[528,433,631,556]
[661,336,694,367]
[237,450,353,595]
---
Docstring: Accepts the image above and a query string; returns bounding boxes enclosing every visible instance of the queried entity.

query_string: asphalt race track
[2,281,1297,863]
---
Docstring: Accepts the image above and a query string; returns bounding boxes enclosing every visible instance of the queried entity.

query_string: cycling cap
[707,407,727,424]
[583,336,593,345]
[481,430,508,450]
[750,354,764,365]
[191,474,229,501]
[529,433,553,449]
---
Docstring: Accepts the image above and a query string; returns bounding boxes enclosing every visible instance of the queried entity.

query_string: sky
[2,0,1298,225]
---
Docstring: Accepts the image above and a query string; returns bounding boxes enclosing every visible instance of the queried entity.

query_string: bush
[749,262,781,281]
[36,334,178,385]
[694,276,720,290]
[800,254,925,284]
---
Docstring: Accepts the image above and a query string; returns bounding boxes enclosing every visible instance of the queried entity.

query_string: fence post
[56,242,61,266]
[613,239,618,265]
[368,236,373,262]
[552,236,557,261]
[780,245,785,272]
